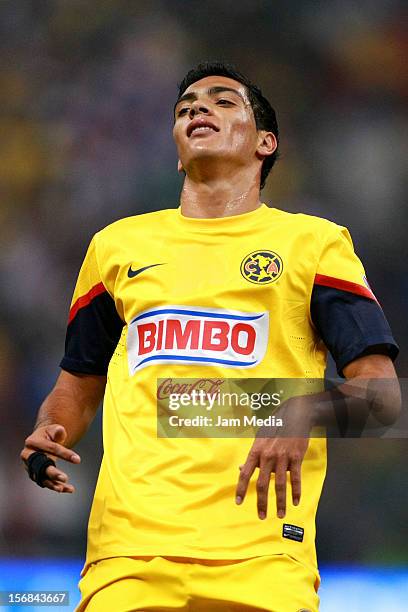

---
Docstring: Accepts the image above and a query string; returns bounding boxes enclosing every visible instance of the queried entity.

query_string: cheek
[225,118,256,149]
[173,125,186,153]
[172,125,180,144]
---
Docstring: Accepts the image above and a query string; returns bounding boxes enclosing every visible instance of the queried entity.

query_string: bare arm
[20,369,106,493]
[312,354,401,432]
[341,353,400,424]
[236,354,400,519]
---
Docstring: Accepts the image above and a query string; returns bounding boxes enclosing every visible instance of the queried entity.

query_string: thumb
[46,424,67,444]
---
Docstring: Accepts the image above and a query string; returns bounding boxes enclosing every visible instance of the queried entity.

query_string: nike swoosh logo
[127,263,165,278]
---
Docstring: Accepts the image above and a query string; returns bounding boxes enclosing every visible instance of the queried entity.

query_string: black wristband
[26,451,56,487]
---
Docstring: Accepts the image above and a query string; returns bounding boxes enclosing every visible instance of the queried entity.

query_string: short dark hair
[177,61,279,189]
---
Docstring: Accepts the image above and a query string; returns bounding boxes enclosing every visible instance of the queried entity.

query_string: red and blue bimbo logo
[127,306,269,373]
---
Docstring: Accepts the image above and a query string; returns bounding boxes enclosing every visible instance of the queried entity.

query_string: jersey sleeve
[60,235,124,375]
[311,225,399,375]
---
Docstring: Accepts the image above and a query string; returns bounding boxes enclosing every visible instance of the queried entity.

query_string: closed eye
[216,99,234,106]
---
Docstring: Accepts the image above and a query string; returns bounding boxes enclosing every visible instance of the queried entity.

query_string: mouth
[187,120,219,138]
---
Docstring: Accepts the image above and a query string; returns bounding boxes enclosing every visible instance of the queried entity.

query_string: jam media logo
[241,250,283,284]
[127,305,269,373]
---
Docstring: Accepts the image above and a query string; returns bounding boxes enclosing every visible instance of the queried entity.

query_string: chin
[182,151,220,168]
[185,146,232,163]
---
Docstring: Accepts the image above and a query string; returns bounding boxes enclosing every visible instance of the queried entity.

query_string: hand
[235,396,314,519]
[20,424,81,493]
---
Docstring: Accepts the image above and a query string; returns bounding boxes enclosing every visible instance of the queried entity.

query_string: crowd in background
[1,0,407,564]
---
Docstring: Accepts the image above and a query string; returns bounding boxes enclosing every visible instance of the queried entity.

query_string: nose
[189,99,210,118]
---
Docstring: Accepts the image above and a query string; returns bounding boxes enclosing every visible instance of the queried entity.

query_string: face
[173,75,263,174]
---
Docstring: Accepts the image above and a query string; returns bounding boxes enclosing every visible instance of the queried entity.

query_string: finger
[235,451,259,505]
[45,465,69,483]
[42,479,61,492]
[42,465,74,493]
[42,479,75,494]
[44,467,75,493]
[256,456,274,520]
[47,425,67,444]
[42,471,75,493]
[58,483,75,493]
[275,460,288,519]
[289,457,302,506]
[55,481,75,493]
[23,440,80,464]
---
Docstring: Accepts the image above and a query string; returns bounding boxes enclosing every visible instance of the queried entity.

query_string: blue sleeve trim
[59,357,108,376]
[60,291,123,375]
[311,286,399,376]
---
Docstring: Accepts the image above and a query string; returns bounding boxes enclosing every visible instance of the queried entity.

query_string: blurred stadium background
[1,1,407,610]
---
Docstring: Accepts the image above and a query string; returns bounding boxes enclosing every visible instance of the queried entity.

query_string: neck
[180,167,262,219]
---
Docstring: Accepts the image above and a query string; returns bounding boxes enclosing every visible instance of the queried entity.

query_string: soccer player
[21,62,399,611]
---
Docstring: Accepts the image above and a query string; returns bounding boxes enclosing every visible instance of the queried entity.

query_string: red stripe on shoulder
[314,274,377,302]
[68,282,106,324]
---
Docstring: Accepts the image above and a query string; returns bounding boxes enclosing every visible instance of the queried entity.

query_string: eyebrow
[174,86,246,113]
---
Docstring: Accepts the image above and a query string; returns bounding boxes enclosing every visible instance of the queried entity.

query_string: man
[21,62,399,612]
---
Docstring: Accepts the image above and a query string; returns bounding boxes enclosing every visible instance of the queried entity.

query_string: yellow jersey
[61,204,397,577]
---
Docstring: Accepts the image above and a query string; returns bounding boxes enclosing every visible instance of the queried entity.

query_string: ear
[177,159,184,173]
[256,131,278,160]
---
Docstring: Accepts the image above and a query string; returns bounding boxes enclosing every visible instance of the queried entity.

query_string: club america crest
[240,250,283,284]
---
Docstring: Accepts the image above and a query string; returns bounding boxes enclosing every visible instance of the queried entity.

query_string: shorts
[76,554,320,612]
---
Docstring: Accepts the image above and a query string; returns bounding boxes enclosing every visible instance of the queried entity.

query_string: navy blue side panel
[311,286,399,376]
[60,292,124,375]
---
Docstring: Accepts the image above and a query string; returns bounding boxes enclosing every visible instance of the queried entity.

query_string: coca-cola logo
[157,378,224,400]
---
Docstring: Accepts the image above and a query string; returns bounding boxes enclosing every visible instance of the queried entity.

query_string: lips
[187,119,219,137]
